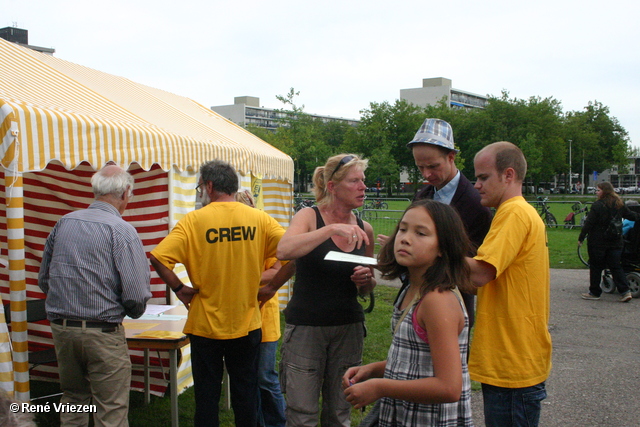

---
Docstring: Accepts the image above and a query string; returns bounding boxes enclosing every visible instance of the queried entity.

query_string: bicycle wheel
[577,242,589,267]
[380,202,388,209]
[359,291,375,313]
[546,212,558,228]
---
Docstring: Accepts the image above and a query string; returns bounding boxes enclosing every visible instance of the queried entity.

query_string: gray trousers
[51,322,131,427]
[280,323,364,427]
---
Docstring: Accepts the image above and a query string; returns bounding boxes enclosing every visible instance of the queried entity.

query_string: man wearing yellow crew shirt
[150,160,286,427]
[467,142,552,427]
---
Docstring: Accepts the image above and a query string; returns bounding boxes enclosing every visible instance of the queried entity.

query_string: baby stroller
[603,205,640,297]
[577,203,640,298]
[617,204,640,297]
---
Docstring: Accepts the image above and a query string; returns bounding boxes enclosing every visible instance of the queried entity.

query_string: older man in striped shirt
[38,164,151,427]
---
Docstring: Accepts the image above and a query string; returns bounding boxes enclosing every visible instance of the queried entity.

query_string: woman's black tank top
[283,207,366,326]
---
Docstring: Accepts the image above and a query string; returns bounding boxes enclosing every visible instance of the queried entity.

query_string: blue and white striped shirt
[38,201,151,322]
[433,170,461,205]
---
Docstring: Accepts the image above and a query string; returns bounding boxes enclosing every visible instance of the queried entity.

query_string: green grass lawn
[32,195,591,425]
[360,196,589,269]
[32,287,398,427]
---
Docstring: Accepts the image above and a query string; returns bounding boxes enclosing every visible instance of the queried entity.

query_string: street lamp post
[581,150,585,195]
[569,140,572,193]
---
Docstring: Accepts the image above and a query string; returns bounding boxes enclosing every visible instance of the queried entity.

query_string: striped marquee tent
[0,37,294,401]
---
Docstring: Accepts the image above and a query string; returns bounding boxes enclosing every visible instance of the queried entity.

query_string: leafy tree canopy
[246,88,631,195]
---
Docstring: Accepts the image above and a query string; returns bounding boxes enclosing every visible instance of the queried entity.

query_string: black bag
[606,210,623,239]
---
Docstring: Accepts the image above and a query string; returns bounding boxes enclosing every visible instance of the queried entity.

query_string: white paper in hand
[324,251,377,265]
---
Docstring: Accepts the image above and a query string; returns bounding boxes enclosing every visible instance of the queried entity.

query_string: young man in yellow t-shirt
[467,142,552,427]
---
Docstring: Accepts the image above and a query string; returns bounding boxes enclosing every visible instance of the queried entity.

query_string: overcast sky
[6,0,640,148]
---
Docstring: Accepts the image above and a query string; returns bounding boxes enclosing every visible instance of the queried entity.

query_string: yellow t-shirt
[469,196,552,388]
[260,257,281,343]
[151,202,285,340]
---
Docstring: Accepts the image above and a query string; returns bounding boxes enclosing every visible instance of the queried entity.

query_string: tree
[451,92,565,190]
[564,101,631,177]
[519,133,544,193]
[247,88,333,192]
[344,99,425,195]
[246,88,632,197]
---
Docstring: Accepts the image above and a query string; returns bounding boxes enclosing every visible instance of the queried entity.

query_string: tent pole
[6,170,30,402]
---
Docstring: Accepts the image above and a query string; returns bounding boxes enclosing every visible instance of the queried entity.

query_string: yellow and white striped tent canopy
[0,37,293,179]
[0,37,294,401]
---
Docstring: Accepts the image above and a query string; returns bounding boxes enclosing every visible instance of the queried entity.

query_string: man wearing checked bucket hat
[379,118,492,328]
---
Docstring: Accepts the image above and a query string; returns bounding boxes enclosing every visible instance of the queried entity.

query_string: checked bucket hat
[407,118,458,152]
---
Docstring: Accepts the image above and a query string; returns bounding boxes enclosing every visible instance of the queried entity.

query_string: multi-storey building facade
[212,78,488,132]
[400,77,488,110]
[211,96,359,131]
[599,157,640,191]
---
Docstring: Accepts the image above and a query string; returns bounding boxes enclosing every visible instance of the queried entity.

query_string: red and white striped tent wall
[0,37,294,401]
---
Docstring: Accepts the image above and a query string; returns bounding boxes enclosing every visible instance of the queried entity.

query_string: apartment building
[400,77,488,110]
[211,96,359,131]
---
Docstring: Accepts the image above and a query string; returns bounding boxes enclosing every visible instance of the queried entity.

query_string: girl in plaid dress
[343,199,474,426]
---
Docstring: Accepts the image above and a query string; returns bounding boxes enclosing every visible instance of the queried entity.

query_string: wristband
[172,284,184,293]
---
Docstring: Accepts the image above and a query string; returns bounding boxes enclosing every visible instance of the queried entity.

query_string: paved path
[376,268,640,426]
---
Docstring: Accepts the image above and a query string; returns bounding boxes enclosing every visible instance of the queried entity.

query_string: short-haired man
[401,118,493,327]
[468,142,552,427]
[39,164,151,427]
[150,160,286,427]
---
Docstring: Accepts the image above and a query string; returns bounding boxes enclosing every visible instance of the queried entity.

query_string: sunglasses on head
[329,156,355,180]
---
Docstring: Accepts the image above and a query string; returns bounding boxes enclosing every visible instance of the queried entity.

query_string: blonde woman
[277,154,376,427]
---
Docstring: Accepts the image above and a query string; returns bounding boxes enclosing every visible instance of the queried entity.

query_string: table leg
[225,367,231,410]
[170,349,179,427]
[144,349,150,404]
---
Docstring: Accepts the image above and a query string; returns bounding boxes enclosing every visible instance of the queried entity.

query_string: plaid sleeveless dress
[378,288,473,426]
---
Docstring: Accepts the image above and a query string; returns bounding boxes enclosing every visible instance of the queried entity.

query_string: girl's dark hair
[377,199,474,295]
[597,181,623,209]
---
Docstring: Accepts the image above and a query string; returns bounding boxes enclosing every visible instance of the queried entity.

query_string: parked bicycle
[564,201,589,229]
[364,198,388,210]
[535,196,558,228]
[293,195,314,212]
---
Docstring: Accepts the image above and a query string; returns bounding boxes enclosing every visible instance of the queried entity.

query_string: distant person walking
[579,181,639,302]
